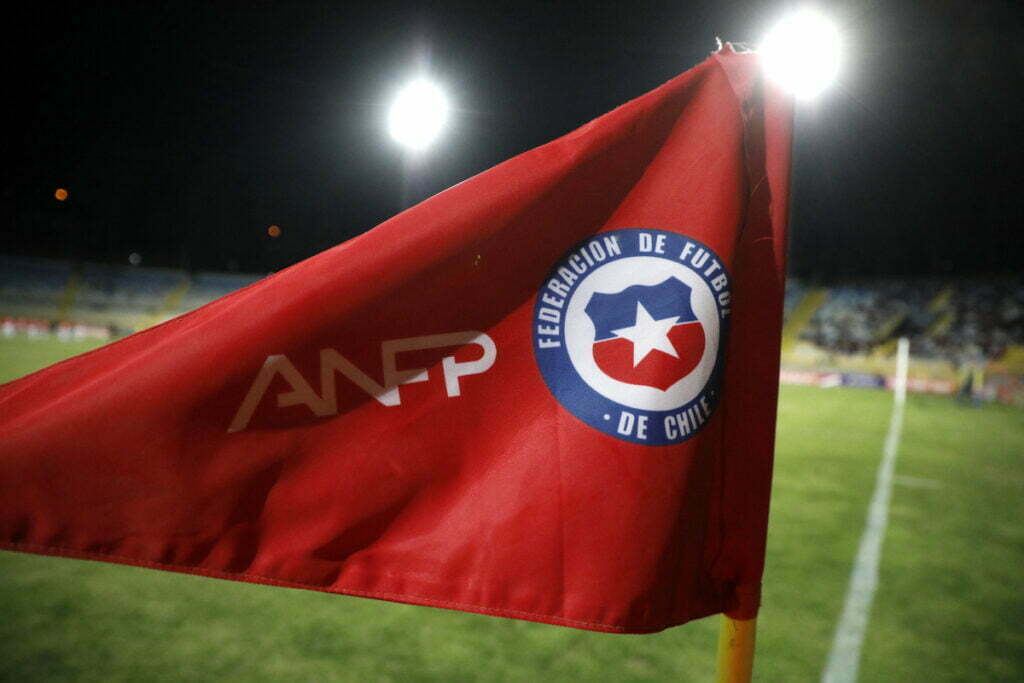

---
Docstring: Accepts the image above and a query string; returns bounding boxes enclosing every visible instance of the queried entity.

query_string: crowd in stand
[797,277,1024,364]
[800,283,909,355]
[914,280,1024,363]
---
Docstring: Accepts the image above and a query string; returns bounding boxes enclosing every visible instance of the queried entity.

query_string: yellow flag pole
[715,615,757,683]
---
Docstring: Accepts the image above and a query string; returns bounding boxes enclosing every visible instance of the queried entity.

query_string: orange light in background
[55,188,68,201]
[267,225,282,238]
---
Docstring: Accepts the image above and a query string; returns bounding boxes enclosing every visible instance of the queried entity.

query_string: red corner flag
[0,47,791,634]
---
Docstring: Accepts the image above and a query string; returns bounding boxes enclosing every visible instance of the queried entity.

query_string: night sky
[5,1,1022,278]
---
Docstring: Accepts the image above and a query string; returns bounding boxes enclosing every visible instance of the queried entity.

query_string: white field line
[822,339,909,683]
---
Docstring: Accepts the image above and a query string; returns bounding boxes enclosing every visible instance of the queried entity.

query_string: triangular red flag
[0,46,791,633]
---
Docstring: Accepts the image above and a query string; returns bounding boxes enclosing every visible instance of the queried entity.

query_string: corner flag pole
[711,10,839,680]
[716,615,757,683]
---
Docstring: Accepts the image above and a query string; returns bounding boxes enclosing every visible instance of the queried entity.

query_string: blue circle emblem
[532,228,731,445]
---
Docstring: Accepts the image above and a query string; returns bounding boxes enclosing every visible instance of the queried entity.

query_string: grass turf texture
[0,337,110,385]
[1,339,1022,681]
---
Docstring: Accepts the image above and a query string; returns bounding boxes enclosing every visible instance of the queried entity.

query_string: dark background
[4,1,1022,278]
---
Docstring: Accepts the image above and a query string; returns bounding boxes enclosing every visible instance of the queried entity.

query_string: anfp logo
[533,229,731,445]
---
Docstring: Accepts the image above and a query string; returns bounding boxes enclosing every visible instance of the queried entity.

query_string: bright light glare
[761,9,841,99]
[387,79,450,151]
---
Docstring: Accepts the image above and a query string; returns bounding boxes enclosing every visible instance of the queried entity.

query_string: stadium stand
[0,256,263,336]
[798,281,939,355]
[0,256,73,321]
[782,278,805,319]
[783,278,1024,366]
[177,272,262,315]
[73,263,187,334]
[911,279,1024,363]
[781,276,1024,405]
[2,255,1021,403]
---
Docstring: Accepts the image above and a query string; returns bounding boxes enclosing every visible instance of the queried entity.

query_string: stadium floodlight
[387,78,450,151]
[760,8,841,100]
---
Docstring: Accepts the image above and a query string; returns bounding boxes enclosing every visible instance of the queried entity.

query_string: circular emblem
[532,229,731,445]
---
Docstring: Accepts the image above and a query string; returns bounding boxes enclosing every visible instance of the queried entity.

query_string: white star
[611,302,680,367]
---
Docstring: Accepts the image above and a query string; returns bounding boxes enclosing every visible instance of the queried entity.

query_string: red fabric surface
[0,46,791,633]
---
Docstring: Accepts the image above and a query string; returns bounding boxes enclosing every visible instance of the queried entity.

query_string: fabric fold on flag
[0,45,791,633]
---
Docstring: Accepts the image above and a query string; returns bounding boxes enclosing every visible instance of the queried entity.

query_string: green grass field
[1,338,1022,681]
